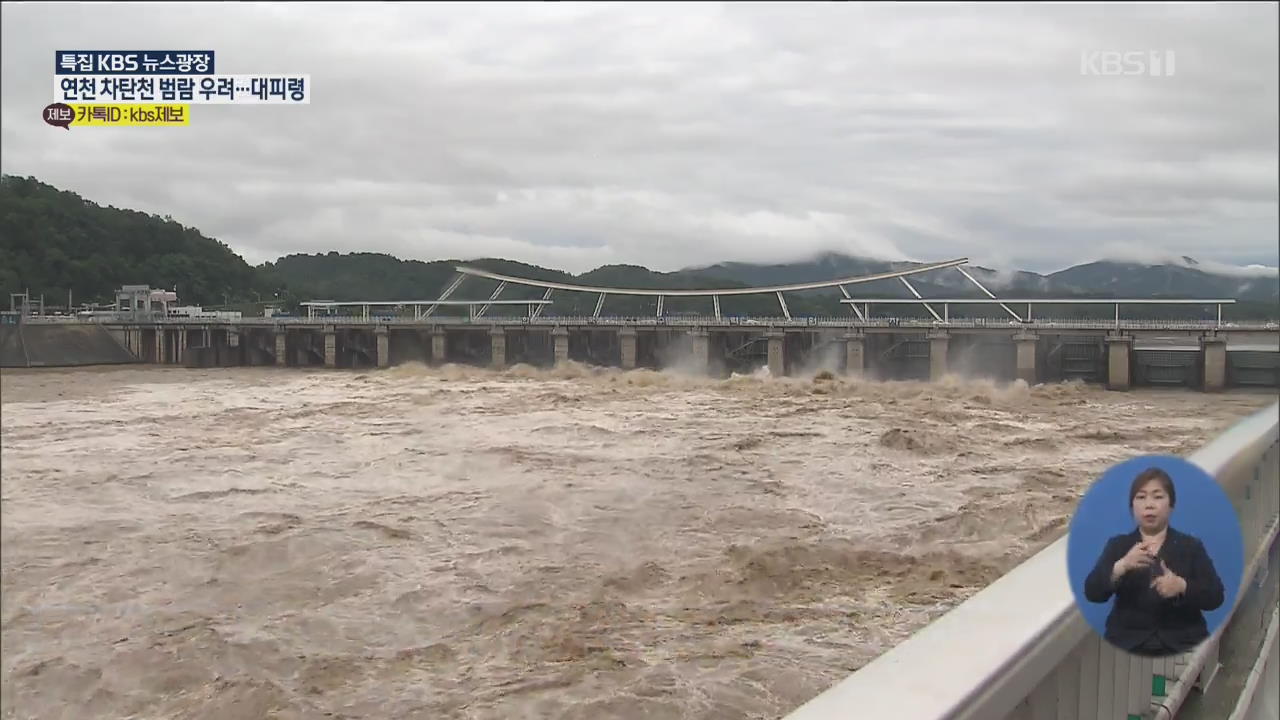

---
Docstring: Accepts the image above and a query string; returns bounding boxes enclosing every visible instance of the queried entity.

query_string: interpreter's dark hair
[1129,467,1176,509]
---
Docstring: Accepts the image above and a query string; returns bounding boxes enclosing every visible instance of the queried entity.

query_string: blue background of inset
[1066,454,1244,642]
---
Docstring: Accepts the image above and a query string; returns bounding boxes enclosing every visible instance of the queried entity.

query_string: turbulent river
[2,363,1274,720]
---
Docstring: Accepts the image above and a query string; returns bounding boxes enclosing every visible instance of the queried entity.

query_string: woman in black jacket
[1083,467,1226,657]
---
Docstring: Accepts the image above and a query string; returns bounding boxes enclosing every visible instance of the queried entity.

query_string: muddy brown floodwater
[1,363,1274,720]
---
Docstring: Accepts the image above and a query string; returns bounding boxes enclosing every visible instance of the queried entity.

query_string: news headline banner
[52,51,310,109]
[56,75,310,104]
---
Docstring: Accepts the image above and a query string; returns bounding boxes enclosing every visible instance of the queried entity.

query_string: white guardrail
[27,315,1280,331]
[782,402,1280,720]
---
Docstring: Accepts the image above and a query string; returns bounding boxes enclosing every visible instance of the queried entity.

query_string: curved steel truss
[304,257,1239,324]
[442,257,973,320]
[454,258,970,297]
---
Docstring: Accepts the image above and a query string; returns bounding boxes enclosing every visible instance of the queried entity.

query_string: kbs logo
[96,54,138,72]
[1080,50,1176,77]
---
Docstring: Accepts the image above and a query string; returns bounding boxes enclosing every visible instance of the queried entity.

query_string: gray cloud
[2,2,1276,275]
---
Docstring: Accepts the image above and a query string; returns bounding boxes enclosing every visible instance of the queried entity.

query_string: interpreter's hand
[1114,540,1156,578]
[1150,560,1188,599]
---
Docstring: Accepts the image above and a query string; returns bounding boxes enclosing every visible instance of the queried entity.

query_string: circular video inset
[1066,455,1244,658]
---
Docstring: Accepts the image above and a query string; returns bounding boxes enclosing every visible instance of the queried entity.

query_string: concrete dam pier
[101,320,1279,391]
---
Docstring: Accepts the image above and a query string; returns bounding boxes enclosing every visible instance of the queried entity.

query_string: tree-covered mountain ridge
[2,174,1276,319]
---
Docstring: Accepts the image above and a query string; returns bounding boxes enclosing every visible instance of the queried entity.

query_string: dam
[2,316,1274,392]
[6,258,1276,390]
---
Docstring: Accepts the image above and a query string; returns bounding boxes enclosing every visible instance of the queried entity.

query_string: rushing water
[2,363,1274,720]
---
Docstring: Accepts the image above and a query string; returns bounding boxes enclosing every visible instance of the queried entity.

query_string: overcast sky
[2,2,1277,276]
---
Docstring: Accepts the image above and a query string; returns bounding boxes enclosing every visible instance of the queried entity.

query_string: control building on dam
[31,257,1280,391]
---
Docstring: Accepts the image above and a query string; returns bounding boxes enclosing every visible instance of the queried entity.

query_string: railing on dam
[35,314,1280,332]
[781,402,1280,720]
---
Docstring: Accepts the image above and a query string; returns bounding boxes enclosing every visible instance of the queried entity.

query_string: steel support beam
[424,273,466,318]
[955,266,1022,321]
[839,285,865,321]
[776,291,791,320]
[532,288,553,319]
[899,276,942,322]
[475,281,507,319]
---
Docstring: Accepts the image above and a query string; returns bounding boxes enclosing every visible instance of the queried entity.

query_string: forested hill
[2,175,1276,319]
[0,175,259,306]
[0,175,779,313]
